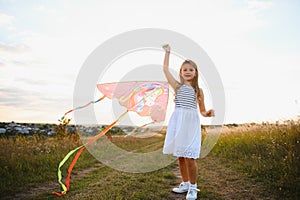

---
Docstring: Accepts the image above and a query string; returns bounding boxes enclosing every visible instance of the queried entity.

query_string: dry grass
[212,120,300,199]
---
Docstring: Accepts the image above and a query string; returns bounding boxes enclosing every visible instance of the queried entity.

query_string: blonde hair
[178,59,202,102]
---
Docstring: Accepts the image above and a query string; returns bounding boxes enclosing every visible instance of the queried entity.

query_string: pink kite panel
[97,81,169,122]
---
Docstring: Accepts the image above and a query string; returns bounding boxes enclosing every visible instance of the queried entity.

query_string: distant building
[0,128,6,134]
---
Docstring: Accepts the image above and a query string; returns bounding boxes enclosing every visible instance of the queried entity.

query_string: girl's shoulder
[175,83,183,91]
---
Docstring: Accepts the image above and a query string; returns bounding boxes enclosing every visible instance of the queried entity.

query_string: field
[0,120,299,199]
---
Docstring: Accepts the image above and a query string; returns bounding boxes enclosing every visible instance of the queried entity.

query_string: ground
[6,155,280,200]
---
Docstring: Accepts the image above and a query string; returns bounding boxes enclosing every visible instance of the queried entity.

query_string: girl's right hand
[162,44,170,52]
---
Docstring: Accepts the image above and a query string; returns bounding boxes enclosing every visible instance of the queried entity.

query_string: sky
[0,0,299,125]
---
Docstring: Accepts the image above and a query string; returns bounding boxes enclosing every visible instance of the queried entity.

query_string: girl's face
[180,63,196,81]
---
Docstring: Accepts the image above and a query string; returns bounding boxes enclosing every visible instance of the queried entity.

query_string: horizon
[1,116,299,126]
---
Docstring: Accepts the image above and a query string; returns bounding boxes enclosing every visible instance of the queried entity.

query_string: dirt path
[168,155,278,200]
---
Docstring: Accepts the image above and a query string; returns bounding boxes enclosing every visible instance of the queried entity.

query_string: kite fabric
[53,81,169,196]
[96,81,169,122]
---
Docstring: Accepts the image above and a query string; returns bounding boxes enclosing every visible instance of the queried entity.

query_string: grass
[0,133,175,199]
[0,121,299,199]
[35,163,177,200]
[0,134,98,196]
[212,120,300,199]
[108,135,165,152]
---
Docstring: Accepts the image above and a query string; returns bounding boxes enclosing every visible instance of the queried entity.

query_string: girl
[162,44,214,200]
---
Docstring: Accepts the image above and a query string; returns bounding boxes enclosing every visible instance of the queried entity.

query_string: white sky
[0,0,299,124]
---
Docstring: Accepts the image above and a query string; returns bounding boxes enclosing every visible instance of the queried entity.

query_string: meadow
[211,120,300,198]
[0,120,299,199]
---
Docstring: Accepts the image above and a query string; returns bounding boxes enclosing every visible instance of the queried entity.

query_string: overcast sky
[0,0,299,124]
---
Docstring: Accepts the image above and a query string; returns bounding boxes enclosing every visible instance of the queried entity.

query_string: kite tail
[52,144,85,196]
[53,110,129,196]
[59,95,106,122]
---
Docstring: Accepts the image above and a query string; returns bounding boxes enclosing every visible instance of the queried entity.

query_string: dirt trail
[168,156,278,200]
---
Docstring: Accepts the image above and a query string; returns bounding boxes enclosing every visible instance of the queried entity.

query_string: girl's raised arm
[162,44,179,90]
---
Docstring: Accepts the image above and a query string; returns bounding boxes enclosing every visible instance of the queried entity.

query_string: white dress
[163,85,201,159]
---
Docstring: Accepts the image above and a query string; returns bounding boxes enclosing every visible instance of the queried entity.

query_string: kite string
[125,121,155,137]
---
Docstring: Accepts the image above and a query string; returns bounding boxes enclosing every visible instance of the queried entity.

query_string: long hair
[178,59,201,102]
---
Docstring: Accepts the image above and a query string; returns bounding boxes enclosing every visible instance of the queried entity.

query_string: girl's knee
[178,157,185,162]
[186,158,196,165]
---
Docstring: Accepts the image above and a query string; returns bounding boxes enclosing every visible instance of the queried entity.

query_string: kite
[53,81,169,196]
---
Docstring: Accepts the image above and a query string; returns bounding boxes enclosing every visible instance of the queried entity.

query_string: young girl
[162,44,215,200]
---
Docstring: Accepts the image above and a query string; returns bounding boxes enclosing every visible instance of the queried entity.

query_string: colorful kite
[53,81,169,196]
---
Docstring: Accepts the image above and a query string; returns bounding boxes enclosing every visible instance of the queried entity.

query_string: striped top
[175,84,198,110]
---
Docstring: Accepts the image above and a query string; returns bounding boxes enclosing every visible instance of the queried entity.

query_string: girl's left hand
[206,109,215,117]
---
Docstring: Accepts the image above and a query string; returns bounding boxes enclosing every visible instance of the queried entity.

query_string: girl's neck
[183,81,192,86]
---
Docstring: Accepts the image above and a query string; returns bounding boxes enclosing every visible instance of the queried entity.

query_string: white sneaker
[186,185,200,200]
[172,182,190,193]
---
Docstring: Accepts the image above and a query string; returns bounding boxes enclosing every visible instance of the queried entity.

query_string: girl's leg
[185,158,198,184]
[185,158,199,199]
[178,157,189,182]
[172,157,190,193]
